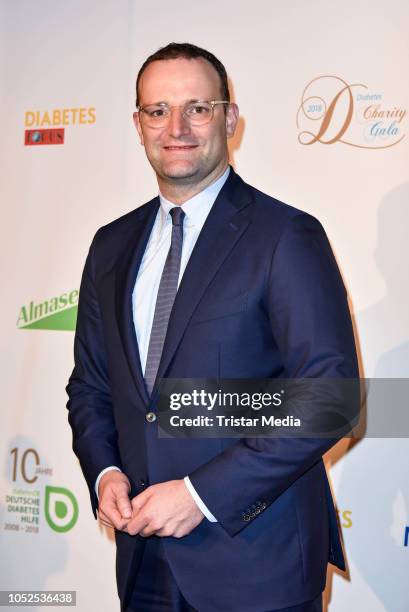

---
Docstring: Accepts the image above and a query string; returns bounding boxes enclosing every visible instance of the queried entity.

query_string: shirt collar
[158,166,230,229]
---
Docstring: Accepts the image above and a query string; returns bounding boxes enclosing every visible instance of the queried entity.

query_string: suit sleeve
[66,231,122,516]
[187,213,359,537]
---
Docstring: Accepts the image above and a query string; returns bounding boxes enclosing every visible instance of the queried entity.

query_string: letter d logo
[45,486,79,532]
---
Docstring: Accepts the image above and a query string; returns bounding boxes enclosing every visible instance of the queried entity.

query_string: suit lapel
[152,169,254,396]
[115,198,159,407]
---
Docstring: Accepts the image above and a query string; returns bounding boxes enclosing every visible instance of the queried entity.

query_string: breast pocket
[191,292,248,324]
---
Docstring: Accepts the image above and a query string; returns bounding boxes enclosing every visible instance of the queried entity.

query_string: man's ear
[225,103,239,139]
[133,111,144,146]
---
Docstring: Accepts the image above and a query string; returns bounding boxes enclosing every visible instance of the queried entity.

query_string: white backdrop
[1,1,408,610]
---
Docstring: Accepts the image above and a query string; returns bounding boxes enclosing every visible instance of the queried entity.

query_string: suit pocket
[191,292,248,324]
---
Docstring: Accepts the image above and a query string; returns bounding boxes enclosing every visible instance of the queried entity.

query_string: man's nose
[167,107,191,137]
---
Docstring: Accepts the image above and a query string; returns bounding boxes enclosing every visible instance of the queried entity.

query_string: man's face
[134,57,238,188]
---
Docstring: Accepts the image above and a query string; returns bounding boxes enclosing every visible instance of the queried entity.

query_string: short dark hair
[136,42,230,107]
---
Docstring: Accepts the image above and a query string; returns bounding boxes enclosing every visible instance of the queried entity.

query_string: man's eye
[188,104,211,115]
[148,108,168,118]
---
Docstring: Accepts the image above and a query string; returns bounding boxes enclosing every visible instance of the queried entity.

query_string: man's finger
[140,522,165,537]
[131,489,149,513]
[99,517,114,529]
[126,512,150,536]
[99,503,129,531]
[116,491,132,519]
[155,526,174,537]
[98,509,115,529]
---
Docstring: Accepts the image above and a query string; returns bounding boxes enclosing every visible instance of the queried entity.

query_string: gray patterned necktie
[144,206,185,395]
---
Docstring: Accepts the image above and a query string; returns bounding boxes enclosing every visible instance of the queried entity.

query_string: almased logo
[17,290,79,331]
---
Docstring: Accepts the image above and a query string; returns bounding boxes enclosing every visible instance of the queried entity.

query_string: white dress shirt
[96,166,231,522]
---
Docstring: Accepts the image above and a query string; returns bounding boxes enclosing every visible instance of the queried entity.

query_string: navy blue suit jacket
[66,168,358,611]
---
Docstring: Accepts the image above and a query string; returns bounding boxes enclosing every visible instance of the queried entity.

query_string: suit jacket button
[243,514,251,521]
[145,412,156,423]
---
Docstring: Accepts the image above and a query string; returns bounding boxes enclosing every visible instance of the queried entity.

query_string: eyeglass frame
[136,99,231,128]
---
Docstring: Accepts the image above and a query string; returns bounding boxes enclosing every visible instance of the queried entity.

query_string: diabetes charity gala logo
[296,75,406,149]
[4,447,78,535]
[24,106,96,146]
[17,289,79,331]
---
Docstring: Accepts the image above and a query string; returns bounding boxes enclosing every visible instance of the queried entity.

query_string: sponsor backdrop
[1,0,408,610]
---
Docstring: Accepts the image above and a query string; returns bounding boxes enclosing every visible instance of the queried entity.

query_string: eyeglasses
[136,100,230,128]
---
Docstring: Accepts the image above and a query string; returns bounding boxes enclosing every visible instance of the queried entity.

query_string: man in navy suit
[66,43,358,611]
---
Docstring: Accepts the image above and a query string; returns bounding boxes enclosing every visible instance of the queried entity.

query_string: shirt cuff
[184,476,218,522]
[95,466,122,499]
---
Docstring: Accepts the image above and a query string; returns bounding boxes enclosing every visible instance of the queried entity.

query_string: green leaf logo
[44,486,79,532]
[17,290,79,331]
